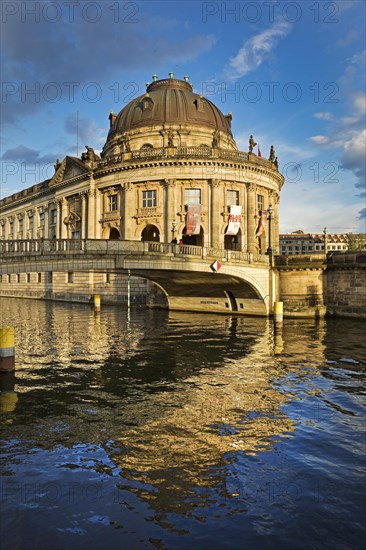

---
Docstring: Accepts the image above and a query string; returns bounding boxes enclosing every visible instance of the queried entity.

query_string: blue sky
[1,0,365,233]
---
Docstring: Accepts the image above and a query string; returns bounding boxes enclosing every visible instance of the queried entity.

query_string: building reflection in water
[3,298,359,519]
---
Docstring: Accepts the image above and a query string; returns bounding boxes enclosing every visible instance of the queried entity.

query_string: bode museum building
[0,74,284,308]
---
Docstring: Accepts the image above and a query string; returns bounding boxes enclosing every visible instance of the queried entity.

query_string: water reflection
[0,298,365,548]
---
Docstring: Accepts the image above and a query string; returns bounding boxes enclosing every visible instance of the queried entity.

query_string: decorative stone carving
[63,211,81,231]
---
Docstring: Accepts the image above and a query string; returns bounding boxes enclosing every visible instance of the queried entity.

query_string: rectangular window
[51,209,57,225]
[19,218,24,233]
[27,273,30,283]
[226,190,239,206]
[39,212,45,228]
[29,217,34,231]
[9,222,13,236]
[67,272,73,283]
[105,273,110,284]
[17,274,21,283]
[257,194,264,213]
[109,195,118,211]
[48,272,53,283]
[142,190,157,208]
[8,274,11,283]
[184,189,201,205]
[38,273,42,283]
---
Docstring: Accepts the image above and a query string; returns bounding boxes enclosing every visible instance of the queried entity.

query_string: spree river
[0,297,365,550]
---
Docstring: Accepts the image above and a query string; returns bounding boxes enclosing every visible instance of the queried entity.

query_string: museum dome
[104,75,234,146]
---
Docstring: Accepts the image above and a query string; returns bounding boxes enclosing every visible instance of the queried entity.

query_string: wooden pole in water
[0,327,15,372]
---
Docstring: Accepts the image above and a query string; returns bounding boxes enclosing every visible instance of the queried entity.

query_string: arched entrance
[224,228,242,251]
[141,224,160,242]
[182,226,204,247]
[109,227,120,240]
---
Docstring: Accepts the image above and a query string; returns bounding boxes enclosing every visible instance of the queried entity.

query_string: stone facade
[275,253,366,319]
[0,75,283,310]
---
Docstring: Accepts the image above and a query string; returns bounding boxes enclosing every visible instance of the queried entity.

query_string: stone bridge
[0,239,271,315]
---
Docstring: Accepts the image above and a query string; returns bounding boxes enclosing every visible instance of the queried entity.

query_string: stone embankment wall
[326,253,366,319]
[0,271,148,306]
[276,255,327,317]
[277,253,366,319]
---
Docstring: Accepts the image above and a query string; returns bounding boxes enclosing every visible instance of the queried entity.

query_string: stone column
[209,179,221,248]
[43,206,49,239]
[163,179,176,241]
[122,183,135,240]
[247,183,257,254]
[87,190,96,238]
[95,190,102,238]
[55,200,61,239]
[80,192,87,239]
[273,193,280,255]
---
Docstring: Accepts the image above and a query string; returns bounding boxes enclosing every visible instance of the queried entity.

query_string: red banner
[255,210,268,237]
[185,205,201,235]
[226,205,241,235]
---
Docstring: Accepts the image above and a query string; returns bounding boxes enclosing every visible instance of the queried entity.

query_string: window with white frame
[257,194,264,213]
[109,194,118,211]
[226,190,239,206]
[184,188,201,205]
[142,190,157,208]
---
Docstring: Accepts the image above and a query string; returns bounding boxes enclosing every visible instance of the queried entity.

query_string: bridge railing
[0,239,87,255]
[0,238,269,265]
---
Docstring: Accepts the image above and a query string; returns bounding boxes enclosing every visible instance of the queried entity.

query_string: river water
[0,297,365,550]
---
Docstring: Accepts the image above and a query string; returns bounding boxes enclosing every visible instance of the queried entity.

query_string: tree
[346,233,366,251]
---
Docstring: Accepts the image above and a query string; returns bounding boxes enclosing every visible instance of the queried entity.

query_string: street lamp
[266,204,273,257]
[171,219,177,241]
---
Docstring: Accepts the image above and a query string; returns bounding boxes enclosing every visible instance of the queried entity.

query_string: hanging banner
[255,209,268,237]
[226,205,242,235]
[185,205,201,235]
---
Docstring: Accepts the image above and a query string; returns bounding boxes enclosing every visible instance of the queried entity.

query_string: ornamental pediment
[49,156,89,187]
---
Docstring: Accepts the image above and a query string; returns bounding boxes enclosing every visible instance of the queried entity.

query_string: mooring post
[127,269,131,310]
[94,294,101,314]
[0,327,15,372]
[273,301,283,328]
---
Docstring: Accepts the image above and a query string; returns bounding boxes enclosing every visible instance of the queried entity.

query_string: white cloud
[314,112,334,121]
[308,135,332,145]
[353,91,366,114]
[226,20,292,80]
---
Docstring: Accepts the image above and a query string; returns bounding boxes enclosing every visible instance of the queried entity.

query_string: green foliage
[347,233,366,251]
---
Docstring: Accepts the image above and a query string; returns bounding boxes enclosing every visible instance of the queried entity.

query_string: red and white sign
[226,205,241,235]
[210,260,222,272]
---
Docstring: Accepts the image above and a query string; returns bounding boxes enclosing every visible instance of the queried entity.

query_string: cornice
[93,158,284,186]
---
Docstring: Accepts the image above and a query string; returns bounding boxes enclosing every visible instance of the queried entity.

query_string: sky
[1,0,365,234]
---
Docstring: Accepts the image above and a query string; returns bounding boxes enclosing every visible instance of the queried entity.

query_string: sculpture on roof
[249,135,257,153]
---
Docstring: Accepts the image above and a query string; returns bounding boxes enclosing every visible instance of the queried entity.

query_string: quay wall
[0,271,148,306]
[325,253,366,319]
[277,253,366,319]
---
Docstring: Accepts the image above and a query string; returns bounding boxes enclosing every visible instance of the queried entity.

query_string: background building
[279,233,366,255]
